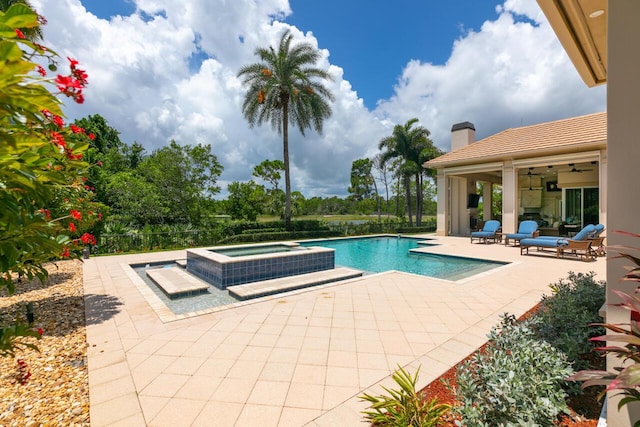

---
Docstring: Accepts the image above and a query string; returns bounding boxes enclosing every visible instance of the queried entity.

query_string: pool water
[300,236,506,280]
[212,244,301,257]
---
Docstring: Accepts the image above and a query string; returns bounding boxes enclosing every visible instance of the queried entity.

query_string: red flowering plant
[568,231,640,417]
[0,4,97,365]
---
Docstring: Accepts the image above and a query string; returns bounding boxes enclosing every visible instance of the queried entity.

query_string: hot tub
[186,242,334,289]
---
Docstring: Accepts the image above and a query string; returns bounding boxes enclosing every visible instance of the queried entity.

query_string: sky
[31,0,606,198]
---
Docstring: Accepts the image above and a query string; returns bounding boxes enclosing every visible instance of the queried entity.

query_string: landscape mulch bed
[0,260,89,426]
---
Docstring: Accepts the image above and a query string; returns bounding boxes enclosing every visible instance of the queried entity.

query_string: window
[563,187,599,226]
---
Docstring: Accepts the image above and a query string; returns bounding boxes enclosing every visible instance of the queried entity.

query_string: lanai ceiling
[537,0,607,87]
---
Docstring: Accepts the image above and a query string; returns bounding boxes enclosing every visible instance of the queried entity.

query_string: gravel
[0,260,90,426]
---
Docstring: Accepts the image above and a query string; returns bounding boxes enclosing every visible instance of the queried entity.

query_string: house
[424,112,607,238]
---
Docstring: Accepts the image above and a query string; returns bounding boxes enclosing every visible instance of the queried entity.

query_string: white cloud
[31,0,605,198]
[376,2,606,150]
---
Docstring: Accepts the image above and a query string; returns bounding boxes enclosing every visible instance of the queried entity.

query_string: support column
[598,149,607,231]
[449,176,468,236]
[607,1,640,423]
[435,170,448,236]
[482,182,492,221]
[501,161,517,234]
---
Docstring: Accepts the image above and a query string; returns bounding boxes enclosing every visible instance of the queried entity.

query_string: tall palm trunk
[415,172,422,226]
[371,171,381,223]
[404,174,413,226]
[282,99,292,231]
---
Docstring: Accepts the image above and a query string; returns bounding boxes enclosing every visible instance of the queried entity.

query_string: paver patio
[83,235,606,426]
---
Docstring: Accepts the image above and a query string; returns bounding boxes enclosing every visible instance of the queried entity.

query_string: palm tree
[237,29,334,230]
[378,118,439,226]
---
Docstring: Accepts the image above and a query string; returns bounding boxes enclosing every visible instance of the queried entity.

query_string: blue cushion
[482,220,500,232]
[505,233,534,240]
[517,220,538,234]
[589,224,605,238]
[520,238,568,248]
[471,231,497,238]
[572,224,597,241]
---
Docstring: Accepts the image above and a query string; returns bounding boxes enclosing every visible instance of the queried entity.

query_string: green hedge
[395,226,435,233]
[219,230,340,244]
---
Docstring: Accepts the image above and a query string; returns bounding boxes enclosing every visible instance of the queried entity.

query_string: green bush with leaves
[533,271,606,369]
[360,365,450,426]
[454,314,573,426]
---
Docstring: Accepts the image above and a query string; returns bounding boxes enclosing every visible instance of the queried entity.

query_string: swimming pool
[300,236,507,280]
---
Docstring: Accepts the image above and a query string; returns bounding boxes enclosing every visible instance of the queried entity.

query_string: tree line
[74,113,441,231]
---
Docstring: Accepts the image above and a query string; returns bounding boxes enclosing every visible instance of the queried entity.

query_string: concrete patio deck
[83,235,606,426]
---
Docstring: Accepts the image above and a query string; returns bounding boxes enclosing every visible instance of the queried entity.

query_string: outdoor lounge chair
[519,224,597,261]
[588,224,606,257]
[504,220,539,246]
[470,220,501,244]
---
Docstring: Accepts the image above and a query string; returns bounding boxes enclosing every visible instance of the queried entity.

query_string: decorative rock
[0,260,89,426]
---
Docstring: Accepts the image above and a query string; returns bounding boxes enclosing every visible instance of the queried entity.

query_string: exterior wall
[606,1,640,423]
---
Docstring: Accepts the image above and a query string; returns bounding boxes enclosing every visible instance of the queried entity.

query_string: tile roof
[425,111,607,168]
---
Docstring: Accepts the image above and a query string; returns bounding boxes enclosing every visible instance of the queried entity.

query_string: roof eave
[423,139,606,170]
[537,0,607,87]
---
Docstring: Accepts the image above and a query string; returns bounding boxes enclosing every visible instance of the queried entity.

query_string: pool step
[227,267,364,301]
[146,267,209,299]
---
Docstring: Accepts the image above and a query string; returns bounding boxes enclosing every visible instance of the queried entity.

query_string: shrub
[454,314,573,426]
[360,365,450,426]
[533,271,606,369]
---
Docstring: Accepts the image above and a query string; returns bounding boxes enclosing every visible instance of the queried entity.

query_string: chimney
[451,122,476,151]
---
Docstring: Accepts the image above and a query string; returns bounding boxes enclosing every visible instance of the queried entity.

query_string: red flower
[37,328,44,336]
[40,208,51,220]
[68,57,79,68]
[70,210,82,220]
[37,66,46,77]
[51,131,66,148]
[68,222,76,232]
[88,133,95,140]
[80,233,97,246]
[61,247,70,258]
[52,115,64,128]
[98,213,103,219]
[70,124,85,134]
[15,29,25,39]
[96,161,103,166]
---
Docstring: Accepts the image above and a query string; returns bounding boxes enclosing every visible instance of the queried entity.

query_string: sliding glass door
[563,187,599,226]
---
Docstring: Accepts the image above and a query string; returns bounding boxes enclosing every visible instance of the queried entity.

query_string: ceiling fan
[526,167,542,176]
[567,163,593,173]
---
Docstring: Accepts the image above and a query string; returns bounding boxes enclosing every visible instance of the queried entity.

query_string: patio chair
[519,224,597,261]
[504,220,539,246]
[470,220,501,244]
[588,224,606,257]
